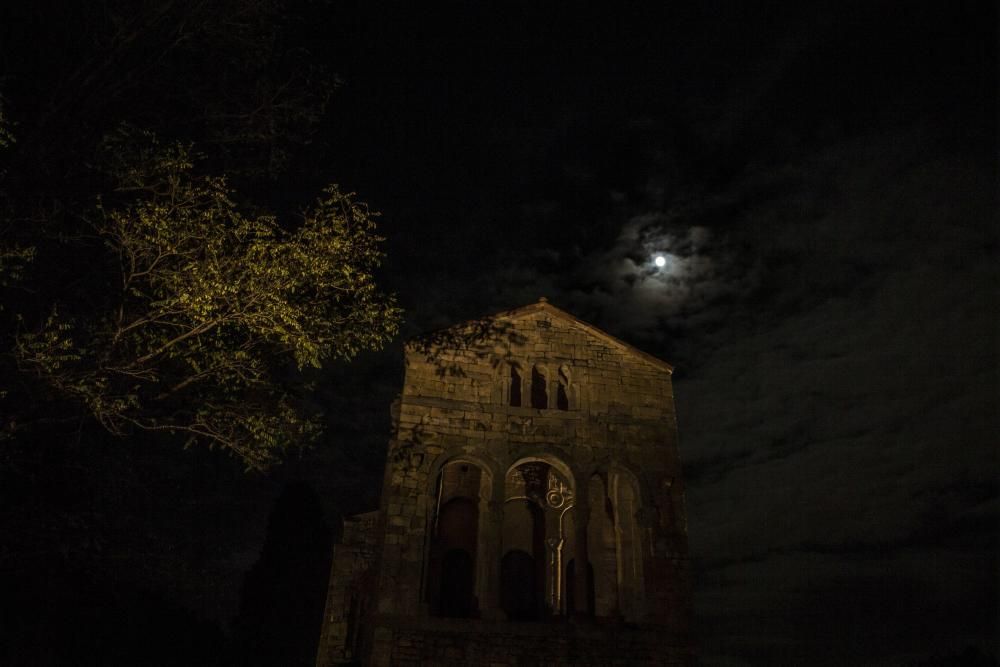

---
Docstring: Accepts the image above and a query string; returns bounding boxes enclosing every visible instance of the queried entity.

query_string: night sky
[317,5,996,661]
[1,2,996,666]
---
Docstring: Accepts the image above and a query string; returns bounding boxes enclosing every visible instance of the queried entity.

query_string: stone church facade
[316,300,693,666]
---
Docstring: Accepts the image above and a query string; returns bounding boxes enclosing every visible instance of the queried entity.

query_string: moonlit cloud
[536,215,760,343]
[474,123,996,663]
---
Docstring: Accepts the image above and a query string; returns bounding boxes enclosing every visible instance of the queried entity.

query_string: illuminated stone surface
[316,300,693,666]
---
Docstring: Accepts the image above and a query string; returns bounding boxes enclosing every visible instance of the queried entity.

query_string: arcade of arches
[426,458,646,622]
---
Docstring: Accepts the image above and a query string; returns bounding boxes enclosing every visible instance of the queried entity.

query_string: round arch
[426,451,502,497]
[608,459,655,509]
[502,453,578,618]
[495,359,525,407]
[506,450,577,490]
[423,454,499,618]
[607,462,648,623]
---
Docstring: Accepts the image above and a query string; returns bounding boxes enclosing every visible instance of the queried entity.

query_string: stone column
[571,491,590,618]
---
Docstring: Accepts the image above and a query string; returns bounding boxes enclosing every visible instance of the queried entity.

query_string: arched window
[427,460,491,618]
[509,364,522,407]
[587,474,619,617]
[502,473,545,620]
[503,458,575,619]
[610,468,646,622]
[556,365,571,411]
[501,546,540,620]
[530,365,547,409]
[440,547,476,617]
[570,469,648,621]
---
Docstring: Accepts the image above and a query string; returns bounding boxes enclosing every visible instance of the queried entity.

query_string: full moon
[654,255,667,267]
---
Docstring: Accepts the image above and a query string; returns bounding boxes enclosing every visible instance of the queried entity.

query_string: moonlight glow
[654,255,667,267]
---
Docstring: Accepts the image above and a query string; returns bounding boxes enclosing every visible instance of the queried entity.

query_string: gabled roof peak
[406,301,673,374]
[477,300,675,374]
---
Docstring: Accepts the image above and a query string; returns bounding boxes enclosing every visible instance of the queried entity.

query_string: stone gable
[317,301,693,666]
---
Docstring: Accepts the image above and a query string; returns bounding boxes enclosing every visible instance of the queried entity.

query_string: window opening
[557,365,571,411]
[427,462,488,619]
[503,459,575,619]
[501,550,538,620]
[557,384,569,410]
[509,365,522,407]
[531,366,547,409]
[440,549,476,618]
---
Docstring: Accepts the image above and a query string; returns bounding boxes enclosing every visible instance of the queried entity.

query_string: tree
[0,5,396,662]
[0,0,402,469]
[231,482,332,666]
[10,128,399,469]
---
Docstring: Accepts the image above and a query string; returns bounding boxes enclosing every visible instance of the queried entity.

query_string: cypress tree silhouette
[231,482,332,666]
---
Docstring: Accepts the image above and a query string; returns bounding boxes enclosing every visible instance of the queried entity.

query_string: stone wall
[368,617,692,666]
[316,512,380,667]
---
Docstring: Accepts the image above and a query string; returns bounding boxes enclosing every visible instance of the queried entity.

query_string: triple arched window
[505,362,572,411]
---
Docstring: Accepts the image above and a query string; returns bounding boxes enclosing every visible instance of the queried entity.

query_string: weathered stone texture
[316,301,693,666]
[370,618,691,666]
[316,512,380,667]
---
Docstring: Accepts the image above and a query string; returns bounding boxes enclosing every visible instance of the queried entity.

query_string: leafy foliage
[12,130,400,469]
[0,4,397,661]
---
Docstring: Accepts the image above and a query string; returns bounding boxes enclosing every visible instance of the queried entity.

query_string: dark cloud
[697,547,996,666]
[674,135,994,661]
[459,104,996,662]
